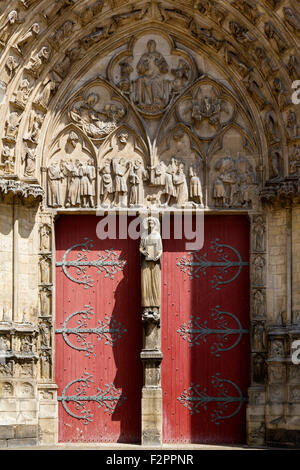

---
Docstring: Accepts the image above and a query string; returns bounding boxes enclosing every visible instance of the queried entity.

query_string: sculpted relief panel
[41,32,261,212]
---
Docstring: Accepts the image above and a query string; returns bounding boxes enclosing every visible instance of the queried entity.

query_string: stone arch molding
[0,0,298,206]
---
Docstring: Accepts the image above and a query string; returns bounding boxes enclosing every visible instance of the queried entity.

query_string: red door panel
[55,215,142,443]
[162,215,250,444]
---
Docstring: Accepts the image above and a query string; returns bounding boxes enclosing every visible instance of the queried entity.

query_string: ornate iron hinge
[56,238,126,288]
[177,374,246,424]
[58,373,126,425]
[177,306,248,356]
[55,305,127,356]
[177,239,248,289]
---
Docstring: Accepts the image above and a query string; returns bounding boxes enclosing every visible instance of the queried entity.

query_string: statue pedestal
[140,350,163,446]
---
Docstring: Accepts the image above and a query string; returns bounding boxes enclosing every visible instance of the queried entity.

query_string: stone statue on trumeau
[140,217,162,322]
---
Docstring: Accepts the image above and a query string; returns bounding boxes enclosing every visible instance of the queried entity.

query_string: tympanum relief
[42,33,261,212]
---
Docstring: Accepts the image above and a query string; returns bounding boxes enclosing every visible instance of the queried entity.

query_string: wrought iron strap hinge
[57,373,126,425]
[177,374,246,424]
[177,239,249,289]
[56,238,127,288]
[55,306,127,356]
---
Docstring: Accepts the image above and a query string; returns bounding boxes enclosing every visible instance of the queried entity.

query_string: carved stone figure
[229,21,255,45]
[289,146,300,175]
[163,161,176,206]
[41,0,75,22]
[40,225,51,252]
[253,354,266,384]
[20,335,33,353]
[243,70,269,110]
[173,163,189,206]
[117,59,133,95]
[49,20,74,50]
[24,109,44,142]
[112,156,130,207]
[69,92,125,139]
[132,40,170,112]
[288,55,300,82]
[0,10,18,45]
[253,290,265,318]
[140,217,162,314]
[22,146,36,177]
[265,110,279,143]
[254,47,278,77]
[79,159,96,208]
[273,77,289,109]
[40,257,51,284]
[64,159,81,207]
[5,56,19,79]
[253,322,265,350]
[40,322,50,348]
[5,111,21,140]
[253,219,265,252]
[14,23,40,54]
[192,87,223,128]
[47,162,63,207]
[129,159,148,207]
[25,46,51,77]
[264,22,288,54]
[194,0,226,25]
[151,161,166,186]
[99,160,113,207]
[171,59,191,94]
[14,78,33,107]
[224,43,250,77]
[254,256,264,285]
[40,288,51,316]
[287,111,299,139]
[213,154,257,208]
[283,7,300,33]
[271,339,284,357]
[189,166,203,205]
[75,0,104,26]
[189,20,223,50]
[269,148,282,180]
[232,0,261,24]
[35,76,57,109]
[1,145,15,174]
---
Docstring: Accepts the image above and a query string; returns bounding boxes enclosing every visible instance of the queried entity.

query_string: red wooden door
[162,215,250,444]
[55,215,142,443]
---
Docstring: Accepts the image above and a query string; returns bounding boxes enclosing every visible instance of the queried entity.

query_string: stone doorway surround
[0,0,299,448]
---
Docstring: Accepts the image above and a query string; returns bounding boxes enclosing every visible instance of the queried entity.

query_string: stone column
[139,216,163,446]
